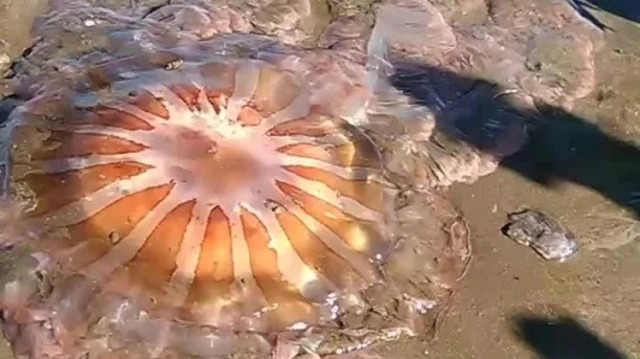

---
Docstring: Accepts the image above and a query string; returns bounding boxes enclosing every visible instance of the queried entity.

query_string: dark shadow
[567,0,640,29]
[0,96,19,123]
[566,0,613,31]
[512,314,628,359]
[503,102,640,216]
[389,61,640,217]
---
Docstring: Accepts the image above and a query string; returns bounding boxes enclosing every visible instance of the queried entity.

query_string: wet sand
[417,8,640,359]
[0,1,639,359]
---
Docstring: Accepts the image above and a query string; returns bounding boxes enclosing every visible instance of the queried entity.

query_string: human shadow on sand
[566,0,640,30]
[511,314,629,359]
[388,61,640,217]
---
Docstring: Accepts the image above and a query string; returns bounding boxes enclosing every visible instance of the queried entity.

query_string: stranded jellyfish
[0,50,392,356]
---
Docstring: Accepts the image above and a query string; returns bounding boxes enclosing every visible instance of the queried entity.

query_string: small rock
[502,209,579,262]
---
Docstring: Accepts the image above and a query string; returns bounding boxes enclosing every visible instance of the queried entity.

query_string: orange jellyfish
[0,51,393,357]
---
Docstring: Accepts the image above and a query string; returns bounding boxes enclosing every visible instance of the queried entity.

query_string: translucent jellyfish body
[0,41,393,358]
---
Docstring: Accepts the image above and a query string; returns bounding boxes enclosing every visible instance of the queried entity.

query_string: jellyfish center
[164,126,263,195]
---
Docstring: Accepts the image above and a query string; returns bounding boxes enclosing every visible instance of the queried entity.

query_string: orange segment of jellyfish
[104,200,196,309]
[14,128,164,271]
[167,83,203,112]
[267,114,338,138]
[275,181,387,259]
[274,129,381,169]
[275,209,368,294]
[240,208,317,330]
[77,105,154,131]
[127,91,171,119]
[197,60,237,112]
[29,131,146,161]
[55,183,173,271]
[19,129,149,217]
[251,66,301,118]
[206,91,227,114]
[21,161,149,218]
[237,106,263,126]
[283,165,384,213]
[183,207,234,325]
[198,61,237,91]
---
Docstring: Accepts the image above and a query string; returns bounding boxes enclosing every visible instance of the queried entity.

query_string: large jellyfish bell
[0,44,393,357]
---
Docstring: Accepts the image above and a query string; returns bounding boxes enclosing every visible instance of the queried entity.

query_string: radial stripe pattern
[4,55,392,332]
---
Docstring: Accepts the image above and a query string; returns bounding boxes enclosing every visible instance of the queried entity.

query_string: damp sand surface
[399,7,640,359]
[0,1,639,359]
